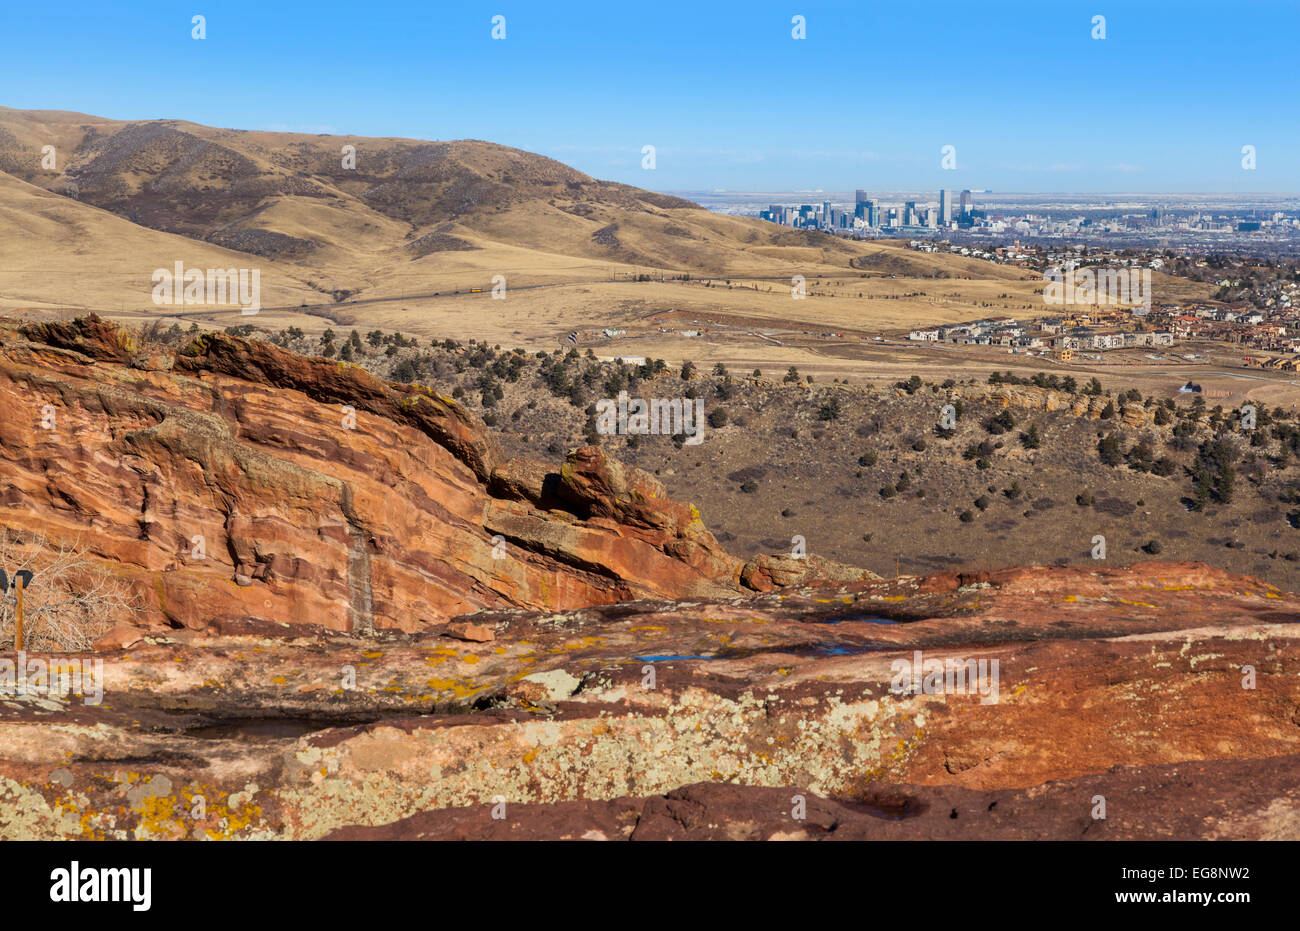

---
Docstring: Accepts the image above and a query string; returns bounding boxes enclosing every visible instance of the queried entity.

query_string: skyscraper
[938,190,952,224]
[855,189,869,205]
[960,190,973,216]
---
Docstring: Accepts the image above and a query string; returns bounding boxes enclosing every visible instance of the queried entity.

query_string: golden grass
[0,107,1215,373]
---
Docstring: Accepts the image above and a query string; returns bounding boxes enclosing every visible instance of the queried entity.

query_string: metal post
[14,574,23,652]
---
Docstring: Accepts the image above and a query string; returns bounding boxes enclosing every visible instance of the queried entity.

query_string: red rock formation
[1,316,860,636]
[0,560,1295,839]
[7,317,1288,842]
[324,762,1300,840]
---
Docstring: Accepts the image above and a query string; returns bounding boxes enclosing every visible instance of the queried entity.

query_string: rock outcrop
[0,560,1295,839]
[955,383,1151,427]
[2,317,1294,842]
[0,316,867,636]
[324,759,1300,840]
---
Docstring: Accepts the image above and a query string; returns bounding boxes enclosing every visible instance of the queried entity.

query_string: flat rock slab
[0,561,1297,839]
[325,755,1300,841]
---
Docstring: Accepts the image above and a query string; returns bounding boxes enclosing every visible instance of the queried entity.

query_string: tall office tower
[822,201,832,227]
[867,202,880,227]
[939,189,952,224]
[960,190,973,215]
[925,207,938,228]
[854,202,867,220]
[855,189,869,206]
[904,201,918,226]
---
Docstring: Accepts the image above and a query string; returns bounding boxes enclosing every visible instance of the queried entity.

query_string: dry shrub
[0,531,139,652]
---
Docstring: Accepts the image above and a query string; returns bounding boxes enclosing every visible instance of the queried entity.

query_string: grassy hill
[0,108,1205,370]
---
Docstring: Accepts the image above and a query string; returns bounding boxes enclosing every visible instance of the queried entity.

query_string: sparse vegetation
[161,318,1300,587]
[1190,438,1237,509]
[0,532,137,651]
[1098,433,1123,467]
[984,410,1016,435]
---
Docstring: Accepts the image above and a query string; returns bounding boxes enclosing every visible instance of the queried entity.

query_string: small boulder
[446,621,495,643]
[93,622,143,651]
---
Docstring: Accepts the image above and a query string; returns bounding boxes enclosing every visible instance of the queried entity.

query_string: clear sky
[3,0,1296,193]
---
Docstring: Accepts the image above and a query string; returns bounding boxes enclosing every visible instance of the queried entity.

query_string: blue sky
[3,0,1296,192]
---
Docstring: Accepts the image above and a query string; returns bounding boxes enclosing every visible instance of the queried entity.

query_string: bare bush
[0,531,138,651]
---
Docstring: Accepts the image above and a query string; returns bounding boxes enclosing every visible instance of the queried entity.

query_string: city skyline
[741,185,1300,255]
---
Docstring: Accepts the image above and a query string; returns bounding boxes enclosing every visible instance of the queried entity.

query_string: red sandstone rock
[324,760,1300,840]
[740,553,872,591]
[3,317,1293,842]
[1,316,853,635]
[92,622,144,651]
[0,560,1291,839]
[445,621,494,642]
